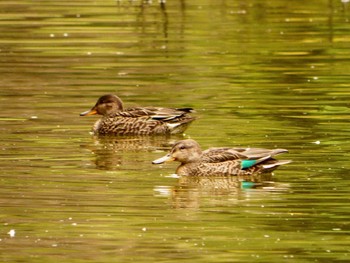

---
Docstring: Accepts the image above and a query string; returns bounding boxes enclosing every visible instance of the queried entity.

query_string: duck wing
[201,147,288,163]
[201,147,247,163]
[233,148,288,159]
[118,106,195,122]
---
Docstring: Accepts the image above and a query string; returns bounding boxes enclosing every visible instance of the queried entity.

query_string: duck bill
[80,108,98,116]
[152,154,174,164]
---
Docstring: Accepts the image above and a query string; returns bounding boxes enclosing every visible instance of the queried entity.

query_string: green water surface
[1,0,350,262]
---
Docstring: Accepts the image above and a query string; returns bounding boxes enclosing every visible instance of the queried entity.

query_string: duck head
[152,139,202,165]
[80,94,124,116]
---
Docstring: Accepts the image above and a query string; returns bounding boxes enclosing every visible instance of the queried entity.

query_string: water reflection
[155,173,289,209]
[81,136,178,170]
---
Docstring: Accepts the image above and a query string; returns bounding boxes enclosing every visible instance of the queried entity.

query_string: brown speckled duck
[80,94,196,136]
[152,139,291,176]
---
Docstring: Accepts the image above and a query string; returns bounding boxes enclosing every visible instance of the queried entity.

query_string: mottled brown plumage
[80,94,196,135]
[152,139,290,176]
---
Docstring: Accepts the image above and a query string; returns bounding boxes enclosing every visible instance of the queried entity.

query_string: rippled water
[1,0,350,262]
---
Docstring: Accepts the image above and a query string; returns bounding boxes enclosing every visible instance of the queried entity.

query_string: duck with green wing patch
[152,139,291,176]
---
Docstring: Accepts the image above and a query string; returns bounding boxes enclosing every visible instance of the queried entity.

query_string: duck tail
[168,117,196,134]
[262,160,292,170]
[175,107,195,113]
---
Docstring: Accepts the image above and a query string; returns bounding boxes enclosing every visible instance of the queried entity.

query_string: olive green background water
[1,0,350,262]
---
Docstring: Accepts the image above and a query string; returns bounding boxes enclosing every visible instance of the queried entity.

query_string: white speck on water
[313,76,318,80]
[50,34,55,38]
[165,174,179,178]
[142,227,147,232]
[264,235,270,238]
[63,33,69,37]
[313,140,321,144]
[8,229,15,237]
[52,244,58,247]
[154,186,171,196]
[72,223,77,226]
[333,228,341,231]
[87,52,92,55]
[30,116,38,119]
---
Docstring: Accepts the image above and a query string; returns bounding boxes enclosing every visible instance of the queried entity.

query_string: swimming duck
[152,139,290,176]
[80,94,196,136]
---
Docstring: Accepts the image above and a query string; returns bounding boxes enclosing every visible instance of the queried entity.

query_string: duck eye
[179,145,186,150]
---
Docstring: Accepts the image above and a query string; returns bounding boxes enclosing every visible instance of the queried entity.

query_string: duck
[152,139,291,176]
[80,94,196,136]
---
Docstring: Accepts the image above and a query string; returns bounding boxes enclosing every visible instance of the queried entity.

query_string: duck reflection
[81,136,178,170]
[166,173,285,209]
